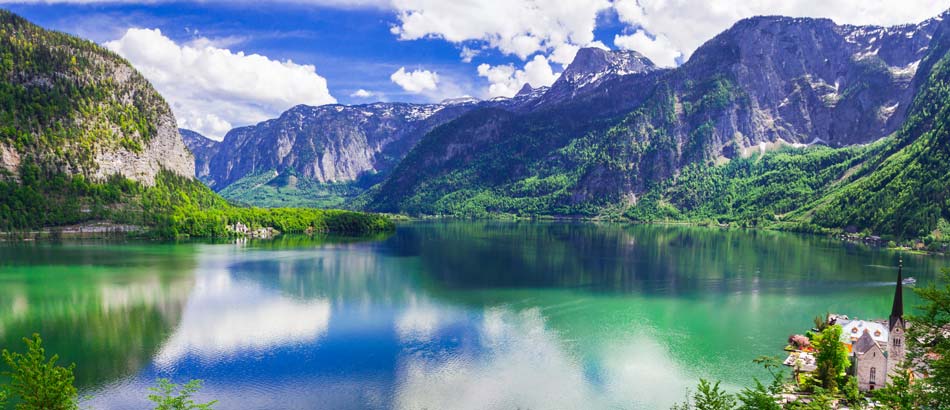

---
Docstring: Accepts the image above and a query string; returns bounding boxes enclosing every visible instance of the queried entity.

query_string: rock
[0,11,195,186]
[180,129,221,182]
[92,109,194,185]
[544,47,657,102]
[203,102,477,189]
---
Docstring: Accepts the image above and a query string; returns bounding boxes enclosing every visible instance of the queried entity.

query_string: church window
[870,367,877,383]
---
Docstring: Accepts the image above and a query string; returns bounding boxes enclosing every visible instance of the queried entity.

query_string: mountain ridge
[171,9,950,240]
[356,10,950,241]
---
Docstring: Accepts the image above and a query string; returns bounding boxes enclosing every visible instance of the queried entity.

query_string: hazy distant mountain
[202,101,478,191]
[180,128,219,183]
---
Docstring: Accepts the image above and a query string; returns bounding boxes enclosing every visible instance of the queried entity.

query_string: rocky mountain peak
[180,129,218,149]
[515,83,535,97]
[440,96,480,105]
[545,47,657,101]
[560,48,656,85]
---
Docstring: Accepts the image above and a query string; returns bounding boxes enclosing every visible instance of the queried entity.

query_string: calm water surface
[0,221,945,409]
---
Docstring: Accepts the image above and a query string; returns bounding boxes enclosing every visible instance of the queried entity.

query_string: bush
[0,334,78,410]
[671,379,737,410]
[147,379,216,410]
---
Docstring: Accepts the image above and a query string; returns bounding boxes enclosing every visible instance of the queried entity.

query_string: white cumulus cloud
[390,67,440,93]
[104,28,336,140]
[614,30,681,67]
[350,88,377,98]
[390,0,611,62]
[612,0,947,64]
[477,54,559,98]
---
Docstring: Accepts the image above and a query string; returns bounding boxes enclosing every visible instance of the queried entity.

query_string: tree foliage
[812,325,850,393]
[0,334,78,410]
[871,366,918,410]
[904,268,950,407]
[0,168,395,238]
[148,379,216,410]
[671,379,737,410]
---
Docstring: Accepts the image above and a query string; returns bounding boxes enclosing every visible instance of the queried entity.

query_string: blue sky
[4,2,497,102]
[2,0,944,139]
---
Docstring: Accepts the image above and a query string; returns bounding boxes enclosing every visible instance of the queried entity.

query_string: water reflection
[154,272,332,367]
[0,223,946,410]
[0,243,195,388]
[408,221,936,295]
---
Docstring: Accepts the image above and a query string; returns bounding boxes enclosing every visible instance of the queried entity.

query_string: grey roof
[853,330,881,354]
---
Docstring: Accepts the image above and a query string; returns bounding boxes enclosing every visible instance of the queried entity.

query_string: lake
[0,221,944,409]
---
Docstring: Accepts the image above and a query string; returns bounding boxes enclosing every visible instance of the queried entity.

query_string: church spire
[889,257,905,330]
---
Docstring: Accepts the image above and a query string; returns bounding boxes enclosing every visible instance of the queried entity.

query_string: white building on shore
[831,261,907,391]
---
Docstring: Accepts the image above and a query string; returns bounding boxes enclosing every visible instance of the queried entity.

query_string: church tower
[888,258,906,375]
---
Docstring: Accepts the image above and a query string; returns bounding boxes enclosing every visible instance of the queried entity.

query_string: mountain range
[186,11,950,240]
[2,5,947,241]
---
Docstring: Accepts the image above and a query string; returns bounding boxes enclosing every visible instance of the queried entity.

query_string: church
[833,261,907,391]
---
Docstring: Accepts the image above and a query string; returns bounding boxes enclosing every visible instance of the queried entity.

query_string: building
[846,260,907,391]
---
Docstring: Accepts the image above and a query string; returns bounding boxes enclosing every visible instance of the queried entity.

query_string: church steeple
[889,258,905,331]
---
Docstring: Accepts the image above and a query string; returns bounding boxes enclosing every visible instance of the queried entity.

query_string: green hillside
[0,10,393,238]
[627,33,950,244]
[360,17,950,245]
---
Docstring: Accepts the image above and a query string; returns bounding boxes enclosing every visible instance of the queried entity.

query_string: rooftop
[838,319,889,346]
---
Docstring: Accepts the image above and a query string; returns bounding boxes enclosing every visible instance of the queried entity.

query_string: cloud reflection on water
[154,270,332,368]
[393,306,694,410]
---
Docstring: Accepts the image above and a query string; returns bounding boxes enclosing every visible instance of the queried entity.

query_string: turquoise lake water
[0,221,944,409]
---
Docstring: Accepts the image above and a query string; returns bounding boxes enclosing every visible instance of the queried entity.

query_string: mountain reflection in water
[0,222,943,410]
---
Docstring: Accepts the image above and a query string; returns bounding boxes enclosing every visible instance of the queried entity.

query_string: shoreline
[390,214,950,257]
[4,216,947,258]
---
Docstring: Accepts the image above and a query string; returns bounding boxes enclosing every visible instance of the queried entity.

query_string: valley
[0,4,949,409]
[176,13,950,248]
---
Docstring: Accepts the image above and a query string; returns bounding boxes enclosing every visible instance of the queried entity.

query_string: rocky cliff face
[675,15,938,149]
[543,48,657,103]
[180,129,219,182]
[90,104,194,185]
[203,101,476,189]
[365,13,946,214]
[0,10,194,185]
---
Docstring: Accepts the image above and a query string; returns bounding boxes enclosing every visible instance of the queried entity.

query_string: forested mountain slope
[0,11,194,183]
[0,10,392,236]
[622,14,950,241]
[360,12,950,240]
[804,18,950,238]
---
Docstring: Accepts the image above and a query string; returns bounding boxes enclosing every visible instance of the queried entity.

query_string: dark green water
[0,221,944,409]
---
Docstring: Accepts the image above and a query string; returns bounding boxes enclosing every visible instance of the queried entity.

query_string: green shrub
[147,379,216,410]
[1,334,78,410]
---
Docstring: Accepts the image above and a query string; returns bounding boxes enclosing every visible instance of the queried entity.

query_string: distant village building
[834,261,907,391]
